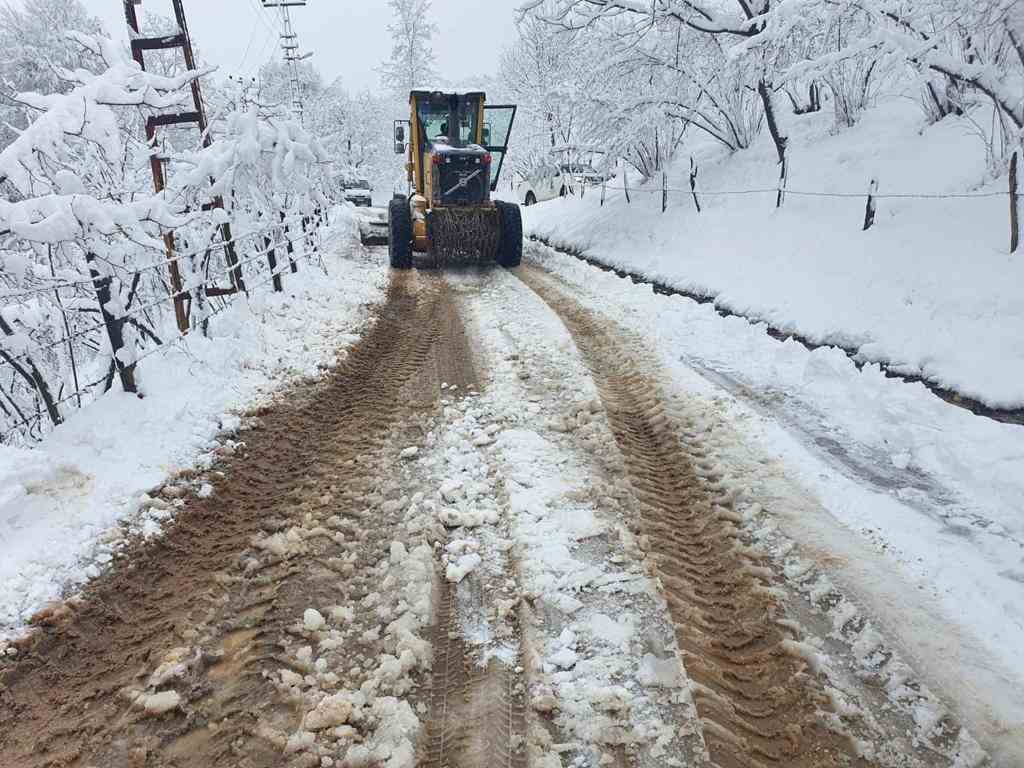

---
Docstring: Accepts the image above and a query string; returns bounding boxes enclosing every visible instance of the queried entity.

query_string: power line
[260,0,312,122]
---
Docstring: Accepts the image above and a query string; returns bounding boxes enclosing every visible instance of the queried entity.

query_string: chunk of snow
[303,608,326,632]
[305,693,353,730]
[638,653,681,688]
[140,690,181,715]
[445,553,481,583]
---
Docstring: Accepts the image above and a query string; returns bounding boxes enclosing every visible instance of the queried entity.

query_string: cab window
[416,95,480,146]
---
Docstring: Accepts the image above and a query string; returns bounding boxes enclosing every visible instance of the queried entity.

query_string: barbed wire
[585,181,1008,200]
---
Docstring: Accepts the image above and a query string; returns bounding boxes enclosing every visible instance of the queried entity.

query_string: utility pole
[260,1,313,122]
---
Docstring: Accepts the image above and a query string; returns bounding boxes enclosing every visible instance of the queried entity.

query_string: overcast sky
[89,0,522,91]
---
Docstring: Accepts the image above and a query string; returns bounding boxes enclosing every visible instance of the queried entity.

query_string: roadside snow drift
[524,99,1024,410]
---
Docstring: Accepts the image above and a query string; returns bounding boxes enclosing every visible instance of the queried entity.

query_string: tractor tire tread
[388,198,413,269]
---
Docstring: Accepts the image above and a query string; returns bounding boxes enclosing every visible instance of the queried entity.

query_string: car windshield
[351,181,370,189]
[417,94,480,147]
[561,163,596,173]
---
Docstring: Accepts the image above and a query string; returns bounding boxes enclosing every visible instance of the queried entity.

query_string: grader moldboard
[384,90,520,269]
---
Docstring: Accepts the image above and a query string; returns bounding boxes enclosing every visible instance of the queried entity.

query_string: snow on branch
[0,31,205,196]
[175,108,330,214]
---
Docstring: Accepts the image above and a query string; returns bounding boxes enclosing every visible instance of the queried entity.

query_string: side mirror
[395,124,405,142]
[482,127,491,145]
[394,141,404,155]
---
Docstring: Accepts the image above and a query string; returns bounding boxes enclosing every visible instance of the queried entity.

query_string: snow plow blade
[426,207,501,264]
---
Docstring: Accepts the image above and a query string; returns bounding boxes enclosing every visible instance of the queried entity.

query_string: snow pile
[524,99,1024,409]
[0,242,388,640]
[266,530,436,767]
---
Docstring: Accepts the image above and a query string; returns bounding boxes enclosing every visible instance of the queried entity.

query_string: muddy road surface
[0,263,990,768]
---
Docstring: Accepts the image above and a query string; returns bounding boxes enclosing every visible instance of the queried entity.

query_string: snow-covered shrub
[0,30,333,444]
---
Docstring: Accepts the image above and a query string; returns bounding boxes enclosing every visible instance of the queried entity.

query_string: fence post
[689,157,701,213]
[219,215,245,293]
[776,155,788,208]
[1011,150,1020,254]
[265,234,283,292]
[623,161,631,204]
[863,178,878,231]
[601,177,606,207]
[85,252,136,393]
[661,169,668,213]
[164,232,189,333]
[281,210,298,273]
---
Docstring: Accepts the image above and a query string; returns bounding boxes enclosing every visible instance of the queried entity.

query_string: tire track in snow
[0,272,455,767]
[517,264,872,768]
[459,268,706,768]
[414,282,528,768]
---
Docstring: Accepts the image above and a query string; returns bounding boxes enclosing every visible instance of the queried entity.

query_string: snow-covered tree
[256,59,324,120]
[379,0,439,97]
[0,29,333,443]
[745,0,1024,166]
[523,0,797,199]
[0,0,103,150]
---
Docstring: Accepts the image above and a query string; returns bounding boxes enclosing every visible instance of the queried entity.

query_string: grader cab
[388,90,520,269]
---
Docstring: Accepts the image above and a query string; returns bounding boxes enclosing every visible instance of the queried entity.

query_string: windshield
[416,94,480,147]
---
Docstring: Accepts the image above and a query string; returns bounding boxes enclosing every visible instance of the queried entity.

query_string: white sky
[88,0,522,91]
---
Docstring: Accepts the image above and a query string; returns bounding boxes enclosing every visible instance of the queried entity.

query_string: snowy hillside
[524,98,1024,410]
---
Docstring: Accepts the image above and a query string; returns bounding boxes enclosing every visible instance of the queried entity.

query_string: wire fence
[571,149,1021,248]
[0,205,328,444]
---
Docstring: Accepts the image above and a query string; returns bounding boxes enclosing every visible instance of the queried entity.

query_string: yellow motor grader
[388,90,520,268]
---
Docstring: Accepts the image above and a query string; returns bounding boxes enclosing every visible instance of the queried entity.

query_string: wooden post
[265,235,283,292]
[689,157,701,213]
[863,178,878,231]
[85,252,136,393]
[661,169,668,213]
[623,161,631,204]
[221,212,245,293]
[776,155,788,209]
[281,211,298,273]
[1011,150,1020,253]
[600,177,606,207]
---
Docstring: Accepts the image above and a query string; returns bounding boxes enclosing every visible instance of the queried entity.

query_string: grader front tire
[388,198,413,269]
[496,201,523,268]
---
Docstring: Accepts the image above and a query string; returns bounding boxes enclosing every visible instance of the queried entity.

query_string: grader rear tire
[496,201,522,268]
[388,198,413,269]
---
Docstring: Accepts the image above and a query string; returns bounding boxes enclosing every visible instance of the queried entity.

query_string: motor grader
[387,90,520,269]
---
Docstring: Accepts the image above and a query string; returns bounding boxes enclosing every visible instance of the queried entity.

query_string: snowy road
[0,257,1013,767]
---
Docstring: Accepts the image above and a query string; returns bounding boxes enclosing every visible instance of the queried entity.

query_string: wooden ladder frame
[124,0,245,333]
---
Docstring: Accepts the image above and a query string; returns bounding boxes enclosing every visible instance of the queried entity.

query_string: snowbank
[524,98,1024,409]
[0,233,388,639]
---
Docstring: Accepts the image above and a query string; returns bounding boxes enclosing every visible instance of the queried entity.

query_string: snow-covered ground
[523,98,1024,410]
[526,243,1024,764]
[0,216,388,640]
